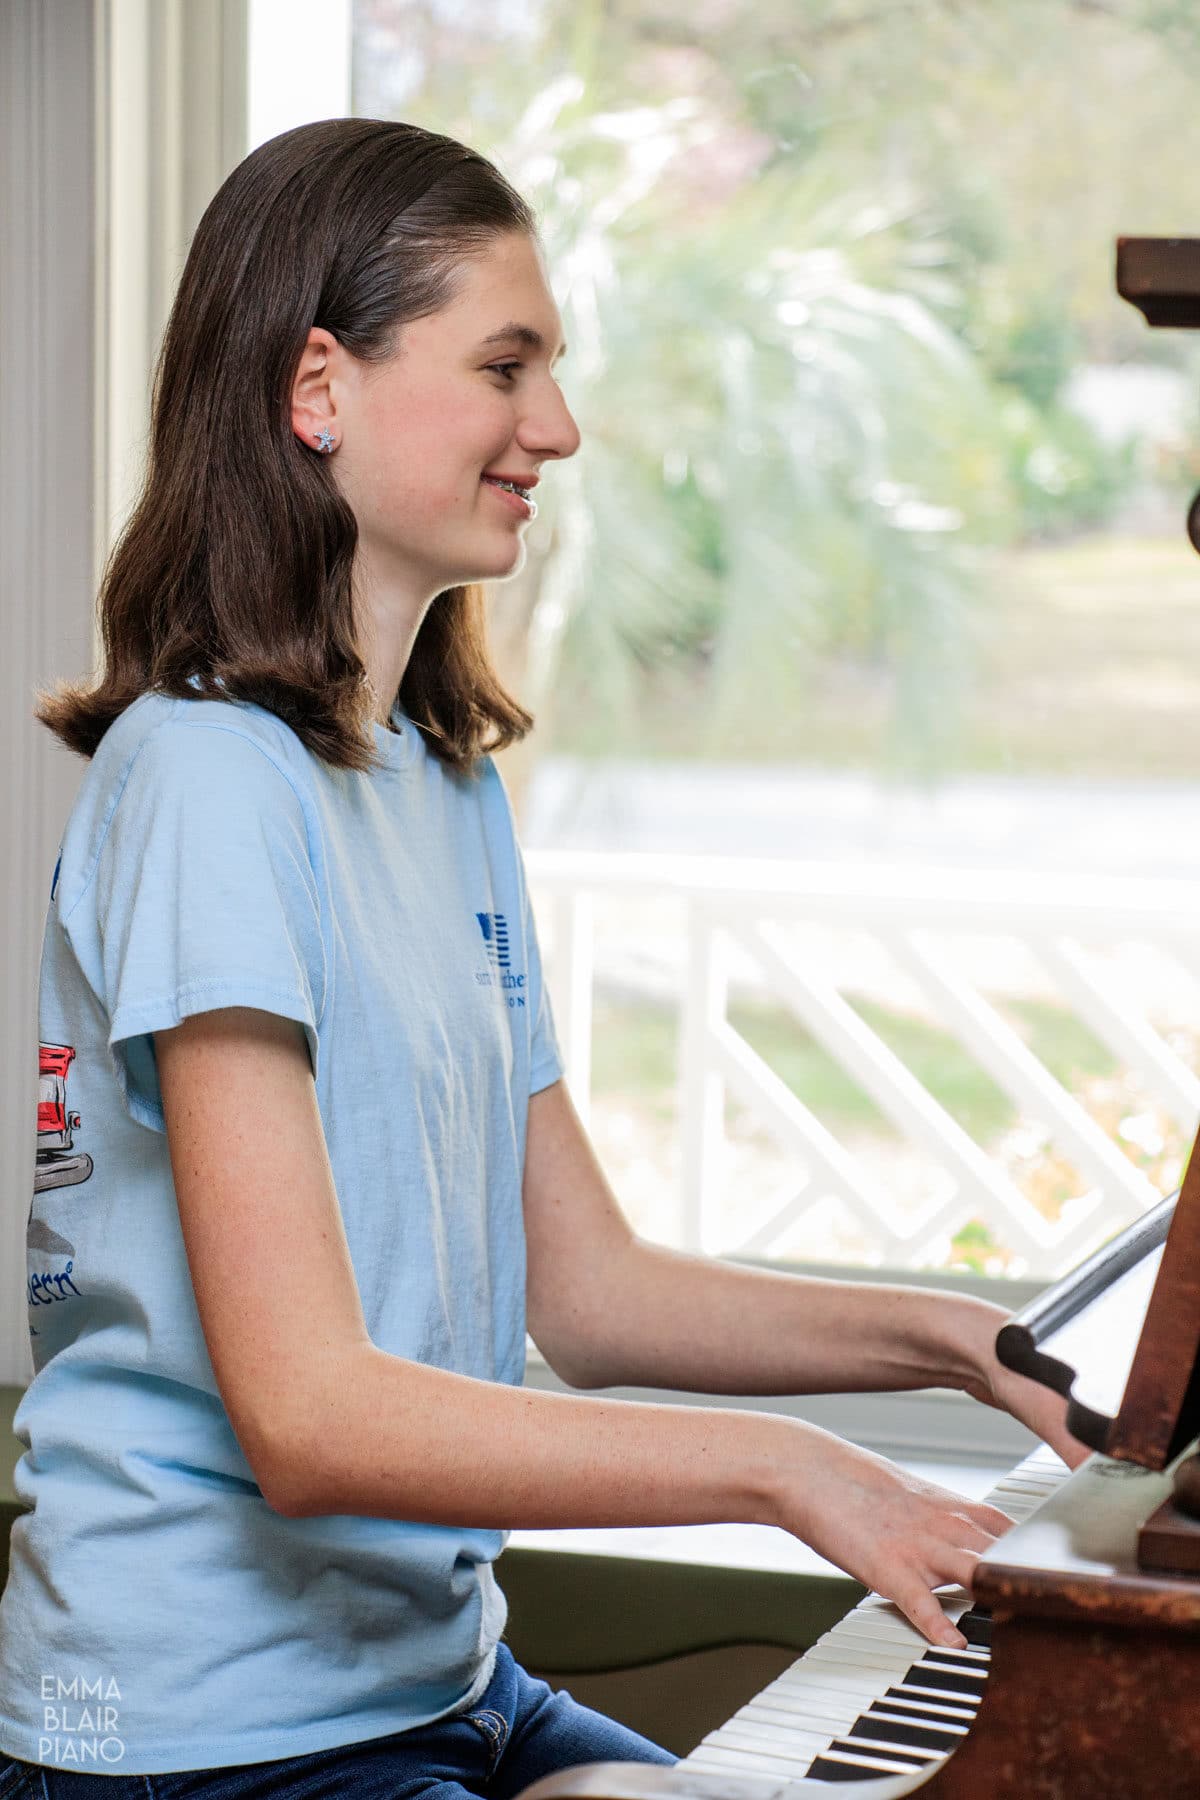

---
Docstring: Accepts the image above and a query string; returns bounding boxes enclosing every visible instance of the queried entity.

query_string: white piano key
[791,1643,968,1683]
[882,1684,977,1720]
[855,1590,969,1622]
[742,1695,873,1736]
[684,1753,792,1780]
[834,1630,988,1672]
[703,1710,843,1747]
[766,1647,977,1691]
[758,1654,968,1714]
[868,1707,970,1739]
[704,1723,852,1764]
[832,1613,981,1653]
[687,1741,839,1779]
[834,1734,942,1764]
[762,1667,909,1711]
[772,1652,920,1694]
[792,1640,934,1674]
[915,1655,988,1680]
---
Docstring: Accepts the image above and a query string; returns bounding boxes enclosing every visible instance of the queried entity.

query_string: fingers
[966,1500,1015,1537]
[891,1576,970,1650]
[886,1517,1008,1649]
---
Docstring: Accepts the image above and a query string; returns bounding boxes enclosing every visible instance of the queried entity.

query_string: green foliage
[999,395,1138,540]
[989,297,1081,413]
[353,0,1200,771]
[948,1216,1005,1275]
[590,987,1118,1148]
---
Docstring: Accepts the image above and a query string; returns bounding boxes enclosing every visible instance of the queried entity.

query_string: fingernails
[943,1630,967,1651]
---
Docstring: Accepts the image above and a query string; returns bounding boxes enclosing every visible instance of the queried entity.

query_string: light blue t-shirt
[0,685,563,1777]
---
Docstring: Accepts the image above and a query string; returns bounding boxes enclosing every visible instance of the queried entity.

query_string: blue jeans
[0,1644,677,1797]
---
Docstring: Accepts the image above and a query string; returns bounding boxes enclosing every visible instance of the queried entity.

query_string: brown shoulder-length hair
[35,117,540,777]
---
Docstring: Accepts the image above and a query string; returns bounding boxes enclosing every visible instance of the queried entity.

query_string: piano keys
[682,1445,1066,1786]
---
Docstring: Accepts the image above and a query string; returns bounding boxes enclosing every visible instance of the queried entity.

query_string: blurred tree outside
[347,0,1200,1276]
[353,0,1200,810]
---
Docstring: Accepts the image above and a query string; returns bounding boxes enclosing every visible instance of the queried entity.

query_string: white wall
[248,0,352,151]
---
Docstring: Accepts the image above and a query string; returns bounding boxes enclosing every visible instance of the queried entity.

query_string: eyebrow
[478,322,568,364]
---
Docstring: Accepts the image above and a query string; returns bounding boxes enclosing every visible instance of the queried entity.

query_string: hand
[776,1425,1015,1650]
[952,1301,1090,1472]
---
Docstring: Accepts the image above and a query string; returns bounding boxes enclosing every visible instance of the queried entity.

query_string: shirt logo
[475,911,511,969]
[474,911,526,1007]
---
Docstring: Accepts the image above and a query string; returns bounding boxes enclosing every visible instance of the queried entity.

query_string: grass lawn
[960,533,1200,778]
[585,987,1189,1271]
[590,989,1119,1144]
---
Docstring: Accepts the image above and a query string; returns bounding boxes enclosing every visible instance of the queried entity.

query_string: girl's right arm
[156,1006,1014,1649]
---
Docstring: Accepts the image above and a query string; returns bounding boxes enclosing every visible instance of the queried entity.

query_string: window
[338,3,1200,1312]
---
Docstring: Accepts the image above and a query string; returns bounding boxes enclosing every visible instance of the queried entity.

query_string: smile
[481,476,537,519]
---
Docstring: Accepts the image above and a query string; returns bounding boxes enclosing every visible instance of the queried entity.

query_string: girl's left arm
[523,1080,1088,1469]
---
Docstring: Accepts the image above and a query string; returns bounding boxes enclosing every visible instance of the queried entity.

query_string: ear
[291,326,341,453]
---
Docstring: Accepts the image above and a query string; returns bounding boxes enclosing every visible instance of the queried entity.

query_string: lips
[481,472,540,492]
[481,476,537,519]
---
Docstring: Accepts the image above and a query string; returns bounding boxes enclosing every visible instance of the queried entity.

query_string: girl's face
[293,231,580,606]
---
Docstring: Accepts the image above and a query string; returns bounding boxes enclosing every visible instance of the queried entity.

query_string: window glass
[351,0,1200,1280]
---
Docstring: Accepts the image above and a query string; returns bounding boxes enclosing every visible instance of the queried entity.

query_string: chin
[459,544,527,585]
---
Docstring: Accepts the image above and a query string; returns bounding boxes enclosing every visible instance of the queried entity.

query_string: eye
[488,362,522,383]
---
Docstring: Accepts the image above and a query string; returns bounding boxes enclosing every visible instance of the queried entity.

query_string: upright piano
[516,239,1200,1800]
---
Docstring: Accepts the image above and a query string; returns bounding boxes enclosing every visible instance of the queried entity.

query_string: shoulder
[86,691,309,789]
[476,750,511,811]
[55,694,318,919]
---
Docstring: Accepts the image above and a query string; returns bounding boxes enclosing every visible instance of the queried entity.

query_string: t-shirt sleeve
[62,720,326,1132]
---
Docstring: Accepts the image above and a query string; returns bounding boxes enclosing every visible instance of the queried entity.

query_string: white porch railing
[525,851,1200,1278]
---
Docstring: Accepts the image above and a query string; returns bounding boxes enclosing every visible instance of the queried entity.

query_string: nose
[517,380,581,465]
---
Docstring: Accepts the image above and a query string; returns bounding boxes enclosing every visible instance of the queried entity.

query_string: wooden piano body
[514,239,1200,1800]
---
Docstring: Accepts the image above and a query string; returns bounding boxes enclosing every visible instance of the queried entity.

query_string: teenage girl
[0,117,1084,1798]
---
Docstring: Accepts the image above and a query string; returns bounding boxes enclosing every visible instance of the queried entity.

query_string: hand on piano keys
[685,1444,1069,1788]
[770,1426,1023,1652]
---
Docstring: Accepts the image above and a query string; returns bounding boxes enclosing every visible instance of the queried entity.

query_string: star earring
[314,426,336,454]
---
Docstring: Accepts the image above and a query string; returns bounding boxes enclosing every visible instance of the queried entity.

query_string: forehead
[450,234,567,360]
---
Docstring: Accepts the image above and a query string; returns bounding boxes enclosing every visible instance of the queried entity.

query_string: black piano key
[809,1750,921,1781]
[904,1659,988,1698]
[957,1607,993,1647]
[883,1686,977,1721]
[919,1647,988,1671]
[849,1706,964,1749]
[858,1708,963,1752]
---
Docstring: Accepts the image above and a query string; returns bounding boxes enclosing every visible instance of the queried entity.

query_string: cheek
[359,382,510,516]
